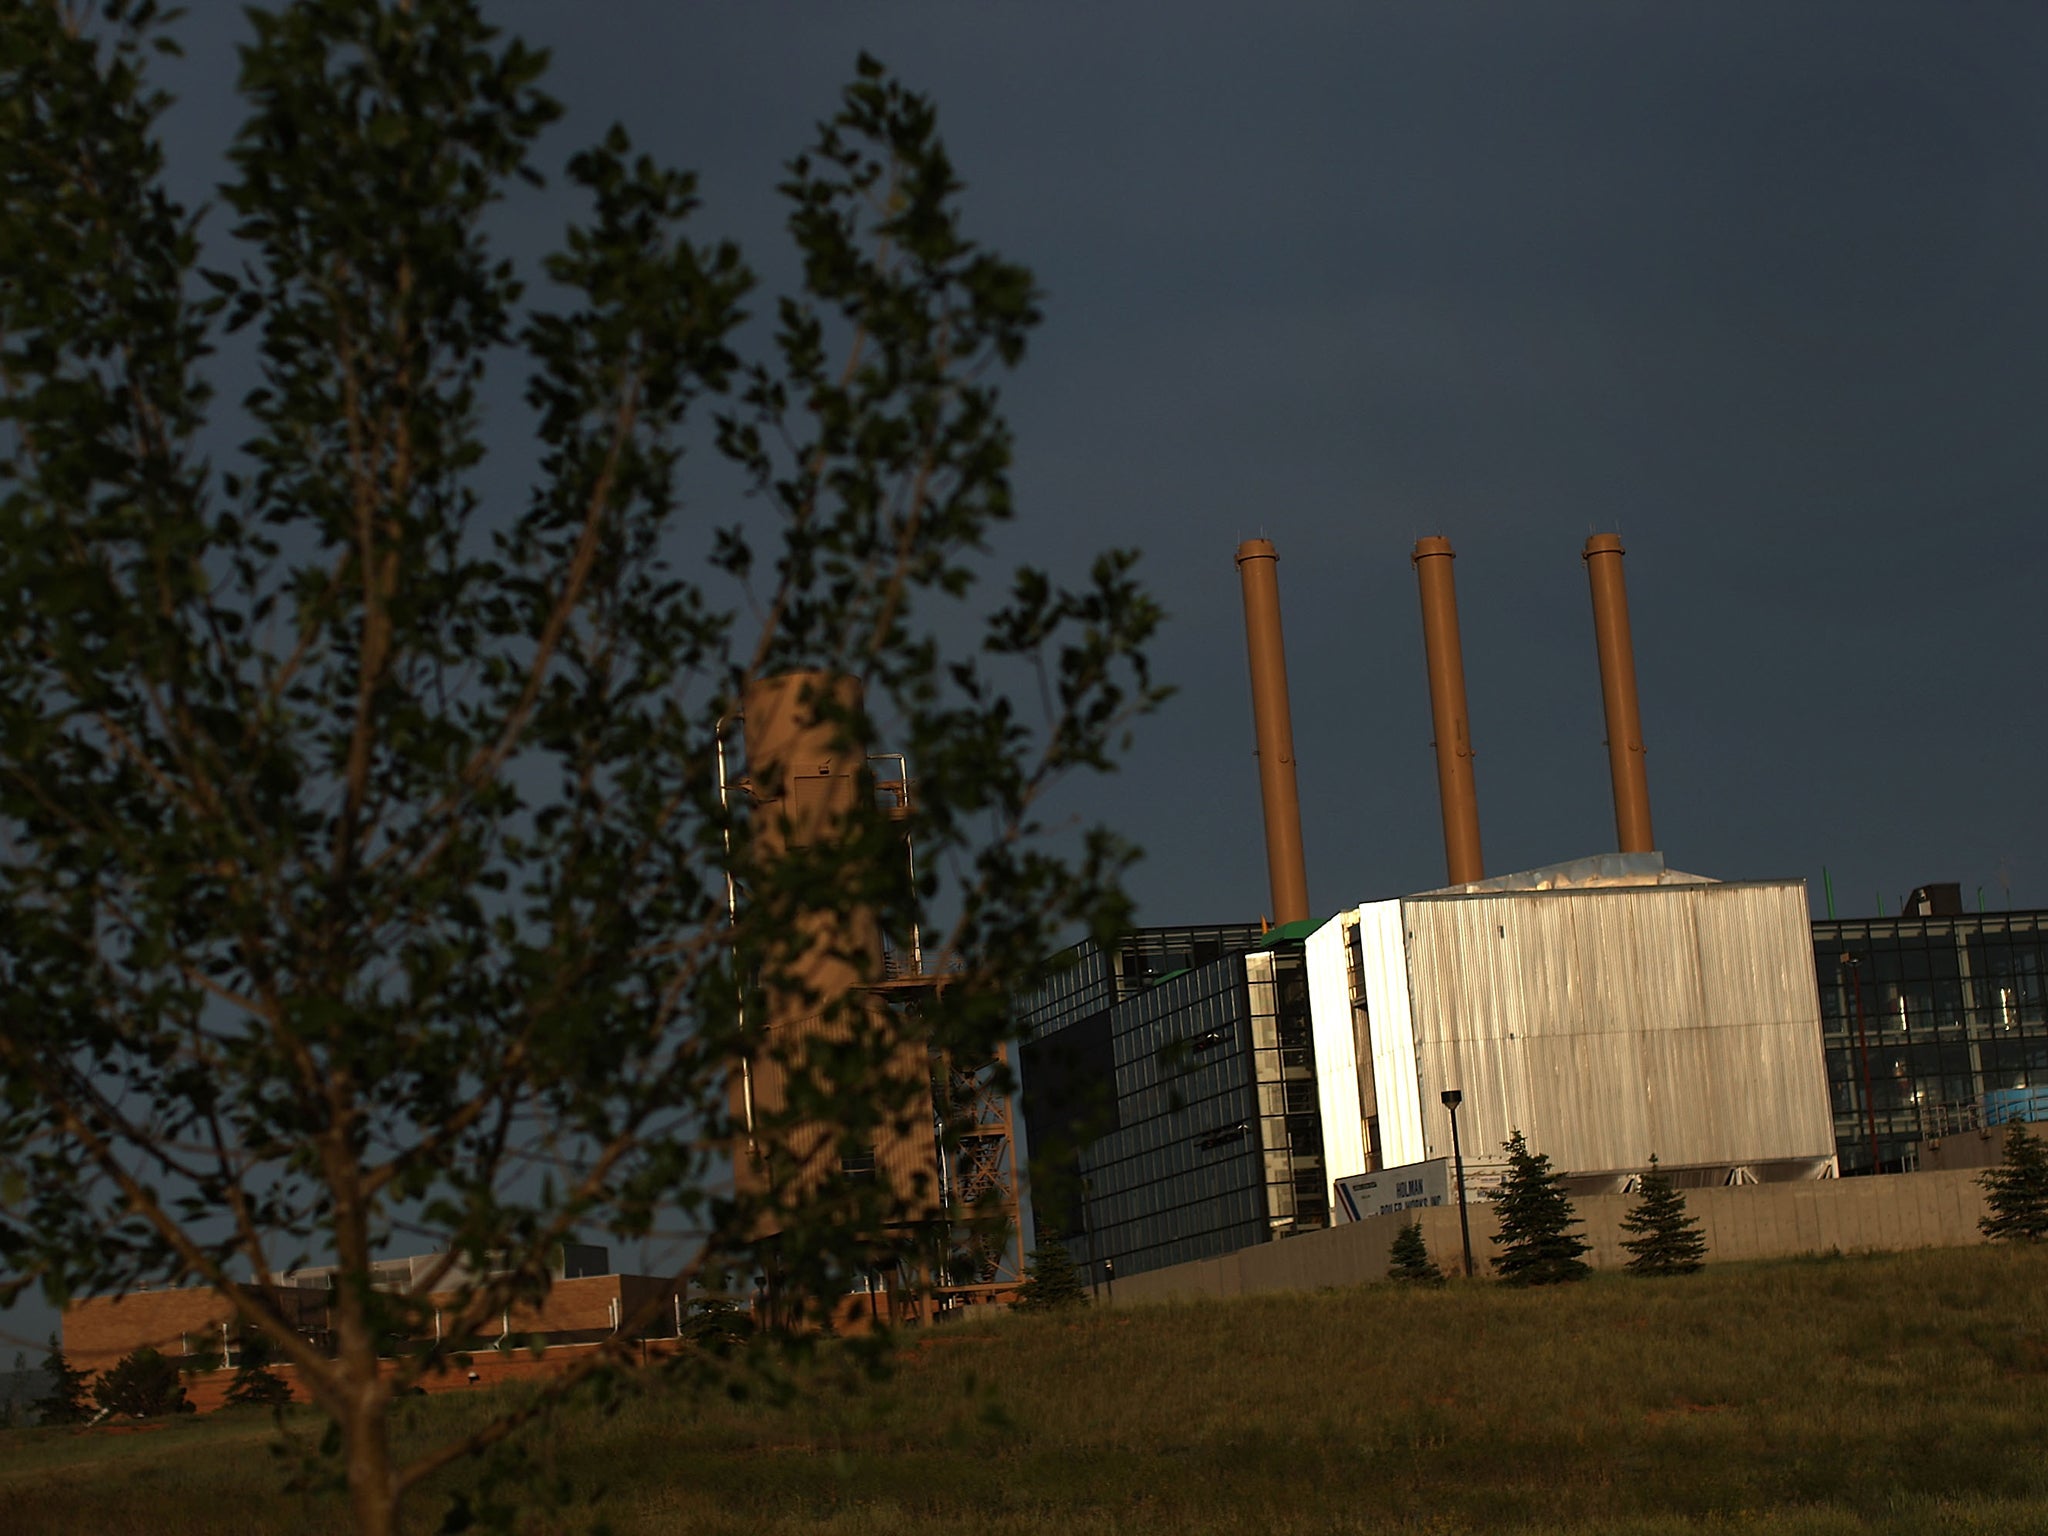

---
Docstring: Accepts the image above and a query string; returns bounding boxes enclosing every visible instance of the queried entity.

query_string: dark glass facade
[1016,925,1327,1279]
[1014,923,1267,1034]
[1813,910,2048,1174]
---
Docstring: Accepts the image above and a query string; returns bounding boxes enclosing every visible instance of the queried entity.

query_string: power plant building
[1011,532,1847,1282]
[1303,855,1838,1199]
[1008,532,2024,1286]
[1016,860,1840,1281]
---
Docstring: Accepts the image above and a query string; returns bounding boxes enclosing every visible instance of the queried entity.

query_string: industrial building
[1015,922,1319,1277]
[1015,530,1846,1282]
[1013,869,2048,1280]
[1815,886,2048,1175]
[1303,855,1836,1202]
[725,671,1022,1312]
[1018,856,1841,1281]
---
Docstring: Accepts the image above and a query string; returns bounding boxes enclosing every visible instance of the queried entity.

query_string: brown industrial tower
[1411,536,1485,886]
[1581,534,1655,853]
[1234,539,1311,927]
[731,671,1021,1319]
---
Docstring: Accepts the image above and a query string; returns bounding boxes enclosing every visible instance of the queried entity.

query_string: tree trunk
[346,1396,400,1536]
[332,1157,399,1536]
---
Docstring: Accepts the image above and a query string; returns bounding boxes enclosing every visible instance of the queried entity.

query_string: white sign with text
[1333,1158,1450,1222]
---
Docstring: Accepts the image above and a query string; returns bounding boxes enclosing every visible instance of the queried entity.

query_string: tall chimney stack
[731,670,877,1209]
[1234,539,1311,927]
[1412,536,1484,886]
[1582,533,1655,854]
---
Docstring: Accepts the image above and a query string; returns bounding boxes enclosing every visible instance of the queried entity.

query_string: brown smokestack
[741,670,870,919]
[735,672,874,1074]
[1412,536,1484,886]
[1582,533,1655,853]
[1235,539,1310,927]
[736,672,877,1198]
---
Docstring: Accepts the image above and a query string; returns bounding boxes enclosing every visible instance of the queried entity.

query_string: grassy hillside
[5,1245,2048,1534]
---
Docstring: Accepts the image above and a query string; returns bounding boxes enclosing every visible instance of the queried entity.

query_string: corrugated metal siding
[1398,881,1834,1175]
[1305,916,1367,1199]
[1357,899,1427,1168]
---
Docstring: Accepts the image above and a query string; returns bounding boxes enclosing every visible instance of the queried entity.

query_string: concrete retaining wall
[1110,1167,1992,1304]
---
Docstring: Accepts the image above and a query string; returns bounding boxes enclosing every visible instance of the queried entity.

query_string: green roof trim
[1247,917,1322,950]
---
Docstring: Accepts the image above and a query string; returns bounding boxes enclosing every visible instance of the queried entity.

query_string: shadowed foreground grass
[6,1245,2048,1534]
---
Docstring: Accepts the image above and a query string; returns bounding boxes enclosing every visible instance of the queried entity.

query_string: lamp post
[1441,1088,1473,1279]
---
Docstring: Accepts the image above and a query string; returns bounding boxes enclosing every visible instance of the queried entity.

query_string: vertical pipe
[1411,537,1484,886]
[1582,534,1656,854]
[1234,540,1311,926]
[716,719,753,1147]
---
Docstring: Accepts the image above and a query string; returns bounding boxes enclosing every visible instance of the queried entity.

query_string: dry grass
[5,1245,2048,1534]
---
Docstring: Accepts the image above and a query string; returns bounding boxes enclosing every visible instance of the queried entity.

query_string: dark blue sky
[529,2,2048,923]
[144,2,2048,924]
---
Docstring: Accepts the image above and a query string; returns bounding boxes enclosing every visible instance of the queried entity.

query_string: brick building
[62,1249,694,1404]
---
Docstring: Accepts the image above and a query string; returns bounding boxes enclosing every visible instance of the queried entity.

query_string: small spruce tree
[1016,1227,1090,1311]
[1620,1155,1706,1276]
[1979,1117,2048,1243]
[1490,1130,1592,1286]
[31,1341,91,1426]
[1386,1221,1444,1285]
[92,1347,186,1419]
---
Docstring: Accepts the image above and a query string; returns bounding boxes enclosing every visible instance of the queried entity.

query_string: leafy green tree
[225,1361,297,1410]
[1489,1131,1591,1286]
[1015,1227,1090,1311]
[1619,1155,1706,1276]
[1386,1221,1444,1285]
[92,1347,186,1419]
[31,1340,91,1426]
[0,4,1161,1531]
[1979,1118,2048,1243]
